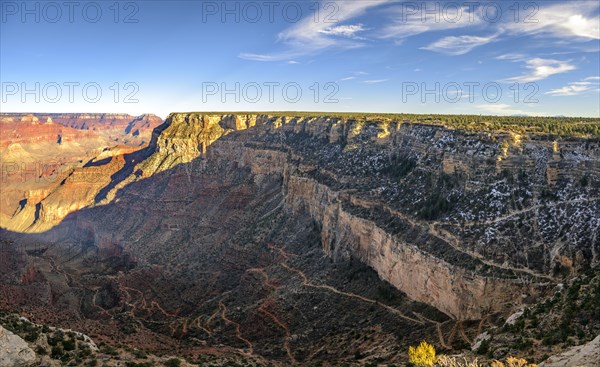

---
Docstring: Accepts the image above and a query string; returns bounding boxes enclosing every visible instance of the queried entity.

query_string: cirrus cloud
[319,24,369,39]
[546,77,600,96]
[240,0,388,62]
[504,58,576,82]
[421,33,500,55]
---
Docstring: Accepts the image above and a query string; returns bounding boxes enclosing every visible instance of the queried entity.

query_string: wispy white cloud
[287,60,299,64]
[421,33,499,55]
[340,71,372,81]
[379,4,483,40]
[240,1,600,62]
[546,77,600,96]
[546,83,593,96]
[504,58,576,82]
[505,2,600,40]
[496,53,526,61]
[363,79,388,84]
[239,54,284,62]
[380,1,599,55]
[319,24,368,39]
[240,0,388,61]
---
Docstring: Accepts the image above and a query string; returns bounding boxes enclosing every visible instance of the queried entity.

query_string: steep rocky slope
[0,113,163,232]
[1,113,598,364]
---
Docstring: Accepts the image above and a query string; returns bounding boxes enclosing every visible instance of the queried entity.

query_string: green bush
[165,358,181,367]
[50,346,64,359]
[133,349,148,358]
[63,338,76,351]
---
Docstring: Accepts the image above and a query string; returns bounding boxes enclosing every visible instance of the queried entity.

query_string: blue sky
[1,0,599,118]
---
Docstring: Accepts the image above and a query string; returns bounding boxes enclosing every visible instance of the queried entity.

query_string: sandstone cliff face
[96,113,255,204]
[284,176,530,319]
[137,113,248,176]
[0,113,162,147]
[0,114,163,232]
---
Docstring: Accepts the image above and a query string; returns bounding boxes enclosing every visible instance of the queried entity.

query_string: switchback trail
[247,266,295,363]
[413,312,452,350]
[219,301,254,356]
[278,260,423,324]
[258,299,296,363]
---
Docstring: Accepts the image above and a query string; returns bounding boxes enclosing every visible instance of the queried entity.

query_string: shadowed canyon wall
[5,113,597,322]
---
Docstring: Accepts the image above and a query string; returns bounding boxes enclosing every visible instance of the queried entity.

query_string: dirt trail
[446,323,457,346]
[458,320,472,345]
[247,268,277,290]
[112,276,190,337]
[476,316,489,336]
[247,266,295,362]
[426,197,600,281]
[349,191,565,281]
[258,299,296,363]
[192,315,212,336]
[272,245,424,324]
[206,306,222,334]
[150,300,178,318]
[413,312,452,350]
[219,301,254,356]
[47,257,74,288]
[463,197,600,227]
[120,285,149,312]
[278,259,423,324]
[428,222,554,281]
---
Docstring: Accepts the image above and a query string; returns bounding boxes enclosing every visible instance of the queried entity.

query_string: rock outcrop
[0,325,36,367]
[540,335,600,367]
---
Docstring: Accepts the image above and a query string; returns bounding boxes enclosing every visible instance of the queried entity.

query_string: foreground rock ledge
[0,325,36,367]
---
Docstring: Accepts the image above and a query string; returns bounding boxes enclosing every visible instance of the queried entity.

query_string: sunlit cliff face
[0,113,162,233]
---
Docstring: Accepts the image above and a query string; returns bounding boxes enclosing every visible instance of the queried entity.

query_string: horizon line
[2,111,600,120]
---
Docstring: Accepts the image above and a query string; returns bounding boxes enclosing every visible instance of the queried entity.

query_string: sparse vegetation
[164,358,181,367]
[436,355,538,367]
[437,355,482,367]
[184,112,600,138]
[491,356,537,367]
[484,267,600,361]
